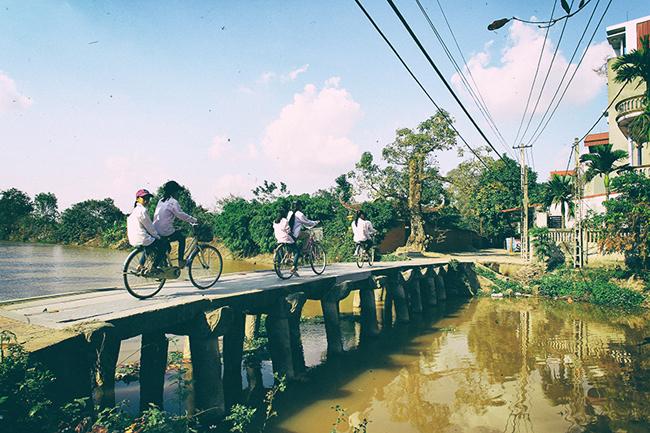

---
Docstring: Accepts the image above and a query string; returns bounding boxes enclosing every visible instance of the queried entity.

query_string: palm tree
[612,35,650,145]
[579,143,629,200]
[544,174,574,229]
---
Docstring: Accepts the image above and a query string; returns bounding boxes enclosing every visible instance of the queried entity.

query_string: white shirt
[273,218,294,244]
[153,197,198,237]
[287,210,317,238]
[352,218,376,242]
[127,203,159,246]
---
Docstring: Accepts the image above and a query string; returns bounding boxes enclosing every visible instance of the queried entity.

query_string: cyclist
[153,180,198,268]
[352,210,376,256]
[286,200,319,275]
[127,189,164,272]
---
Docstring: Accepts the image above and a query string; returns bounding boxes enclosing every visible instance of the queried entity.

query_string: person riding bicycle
[153,180,198,268]
[352,210,377,256]
[286,200,319,275]
[127,189,165,273]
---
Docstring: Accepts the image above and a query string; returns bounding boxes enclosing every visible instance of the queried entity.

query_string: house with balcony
[581,15,649,207]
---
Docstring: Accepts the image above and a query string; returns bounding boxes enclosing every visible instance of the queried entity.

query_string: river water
[2,243,650,431]
[0,241,267,301]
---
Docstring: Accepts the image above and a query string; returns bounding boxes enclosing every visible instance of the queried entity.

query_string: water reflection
[271,298,650,433]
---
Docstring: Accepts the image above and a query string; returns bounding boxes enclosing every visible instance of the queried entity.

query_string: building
[545,15,649,226]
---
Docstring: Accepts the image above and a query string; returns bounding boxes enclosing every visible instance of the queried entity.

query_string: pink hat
[136,189,153,198]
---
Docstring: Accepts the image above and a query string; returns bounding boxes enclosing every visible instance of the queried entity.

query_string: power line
[415,0,513,159]
[385,0,506,162]
[352,0,490,168]
[519,0,576,145]
[513,0,557,147]
[528,0,612,147]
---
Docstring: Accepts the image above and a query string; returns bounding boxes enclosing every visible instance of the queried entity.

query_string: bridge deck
[0,259,459,348]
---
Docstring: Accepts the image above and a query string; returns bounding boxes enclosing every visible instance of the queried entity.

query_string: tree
[612,35,650,145]
[353,111,457,251]
[579,144,629,200]
[33,193,59,222]
[589,171,650,270]
[251,180,289,203]
[58,198,124,244]
[29,193,60,242]
[543,174,574,229]
[0,188,33,239]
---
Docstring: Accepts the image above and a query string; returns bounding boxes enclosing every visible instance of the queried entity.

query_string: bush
[536,269,645,309]
[530,227,565,270]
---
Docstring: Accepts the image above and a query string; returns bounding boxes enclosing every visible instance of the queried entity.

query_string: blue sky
[0,0,647,211]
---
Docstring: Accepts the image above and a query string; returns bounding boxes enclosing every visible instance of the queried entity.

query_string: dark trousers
[164,230,186,266]
[141,238,167,268]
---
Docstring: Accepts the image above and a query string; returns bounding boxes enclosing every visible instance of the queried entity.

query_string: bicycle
[122,224,223,299]
[273,227,326,279]
[355,239,375,268]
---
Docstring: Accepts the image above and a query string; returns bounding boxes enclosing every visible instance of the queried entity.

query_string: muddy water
[269,298,650,433]
[0,241,269,301]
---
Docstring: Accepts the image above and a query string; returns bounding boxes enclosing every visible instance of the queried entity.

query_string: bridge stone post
[359,277,380,338]
[223,310,246,408]
[244,314,261,347]
[373,275,392,327]
[419,266,438,307]
[388,272,410,324]
[463,263,480,296]
[166,306,233,420]
[82,323,121,409]
[320,281,353,355]
[287,292,307,375]
[401,269,423,314]
[435,266,447,301]
[265,296,295,380]
[140,331,169,411]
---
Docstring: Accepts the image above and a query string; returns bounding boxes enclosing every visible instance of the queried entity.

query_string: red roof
[585,132,608,147]
[550,170,575,176]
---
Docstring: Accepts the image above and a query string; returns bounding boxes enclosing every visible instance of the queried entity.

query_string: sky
[0,0,647,212]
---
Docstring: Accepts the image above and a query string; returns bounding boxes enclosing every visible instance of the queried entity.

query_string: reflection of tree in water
[382,367,452,433]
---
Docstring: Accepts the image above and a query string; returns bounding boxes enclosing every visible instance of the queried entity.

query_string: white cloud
[257,71,276,84]
[452,21,614,122]
[261,77,362,178]
[0,71,32,113]
[237,85,254,95]
[212,174,255,200]
[285,64,309,81]
[209,135,232,160]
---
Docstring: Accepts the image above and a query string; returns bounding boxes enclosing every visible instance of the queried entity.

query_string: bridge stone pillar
[223,310,246,408]
[419,266,438,307]
[463,263,480,297]
[373,275,392,327]
[320,281,353,355]
[359,278,380,338]
[140,331,169,411]
[287,292,307,375]
[84,324,121,409]
[265,296,295,380]
[244,314,261,347]
[435,267,447,301]
[401,269,423,314]
[388,272,409,324]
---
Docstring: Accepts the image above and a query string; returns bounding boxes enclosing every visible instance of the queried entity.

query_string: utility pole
[573,137,584,268]
[513,144,532,261]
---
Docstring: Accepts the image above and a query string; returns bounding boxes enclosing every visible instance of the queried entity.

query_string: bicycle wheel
[368,248,375,267]
[188,244,223,289]
[274,244,294,280]
[356,248,364,268]
[123,248,165,299]
[309,242,327,275]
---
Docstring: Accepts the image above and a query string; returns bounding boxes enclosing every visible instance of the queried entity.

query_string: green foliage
[330,404,369,433]
[0,331,57,433]
[530,227,565,270]
[536,269,645,309]
[226,404,257,433]
[543,174,574,229]
[452,156,542,242]
[351,111,457,250]
[588,171,650,270]
[0,188,33,240]
[58,198,124,244]
[580,143,629,199]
